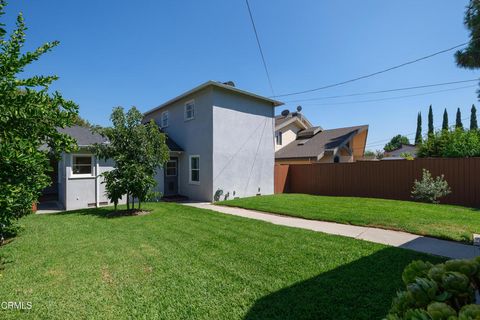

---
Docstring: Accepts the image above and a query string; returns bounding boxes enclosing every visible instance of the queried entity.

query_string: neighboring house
[142,80,283,202]
[384,144,418,159]
[41,126,126,210]
[275,110,368,164]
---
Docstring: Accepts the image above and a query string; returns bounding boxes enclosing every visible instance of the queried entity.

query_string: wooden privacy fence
[274,158,480,208]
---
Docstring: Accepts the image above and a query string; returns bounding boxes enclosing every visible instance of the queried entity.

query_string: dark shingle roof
[386,144,418,157]
[58,126,107,146]
[165,135,183,152]
[275,125,368,159]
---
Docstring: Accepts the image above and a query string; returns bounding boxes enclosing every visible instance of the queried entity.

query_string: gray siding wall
[211,87,275,200]
[143,87,214,201]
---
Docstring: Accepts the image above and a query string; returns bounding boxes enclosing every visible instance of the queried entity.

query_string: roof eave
[144,80,284,116]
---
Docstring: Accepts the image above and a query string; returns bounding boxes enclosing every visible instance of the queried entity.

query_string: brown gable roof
[275,125,368,160]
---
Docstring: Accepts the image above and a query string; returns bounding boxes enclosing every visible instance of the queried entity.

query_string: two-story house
[40,81,282,209]
[143,80,283,202]
[274,109,368,164]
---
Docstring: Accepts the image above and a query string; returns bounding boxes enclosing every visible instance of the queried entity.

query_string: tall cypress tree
[442,108,449,130]
[428,105,434,135]
[471,104,478,130]
[415,112,422,144]
[456,108,463,129]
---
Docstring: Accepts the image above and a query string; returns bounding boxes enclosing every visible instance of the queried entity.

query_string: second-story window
[275,131,283,145]
[161,111,169,128]
[185,100,195,121]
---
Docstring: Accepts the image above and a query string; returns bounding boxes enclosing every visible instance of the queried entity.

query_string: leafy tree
[0,1,78,241]
[384,134,410,152]
[471,104,478,130]
[415,112,422,144]
[428,105,434,135]
[442,108,449,131]
[456,108,464,130]
[455,0,480,98]
[73,115,98,129]
[418,129,480,158]
[374,150,384,160]
[363,150,375,157]
[92,107,169,211]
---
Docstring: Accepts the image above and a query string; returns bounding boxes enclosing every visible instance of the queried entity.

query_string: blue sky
[5,0,478,150]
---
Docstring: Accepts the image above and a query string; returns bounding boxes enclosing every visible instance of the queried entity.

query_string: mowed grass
[0,203,442,320]
[219,194,480,243]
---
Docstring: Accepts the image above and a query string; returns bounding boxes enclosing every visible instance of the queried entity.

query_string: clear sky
[5,0,479,150]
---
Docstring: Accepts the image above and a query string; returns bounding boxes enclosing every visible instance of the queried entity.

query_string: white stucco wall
[61,152,125,210]
[211,87,275,200]
[143,87,214,201]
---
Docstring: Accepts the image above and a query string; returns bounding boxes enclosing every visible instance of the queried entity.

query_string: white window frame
[275,131,283,145]
[189,155,200,185]
[71,154,94,178]
[165,159,177,177]
[184,99,195,121]
[161,111,169,128]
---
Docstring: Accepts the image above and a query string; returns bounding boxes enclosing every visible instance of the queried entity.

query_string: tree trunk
[126,192,130,210]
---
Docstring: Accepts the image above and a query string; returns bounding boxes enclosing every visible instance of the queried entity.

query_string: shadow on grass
[244,247,445,320]
[54,207,152,219]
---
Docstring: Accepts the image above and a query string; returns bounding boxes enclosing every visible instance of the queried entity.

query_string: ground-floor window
[72,155,93,175]
[189,155,200,184]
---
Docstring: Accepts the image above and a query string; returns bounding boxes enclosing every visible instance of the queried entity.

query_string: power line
[245,0,275,97]
[298,84,477,107]
[275,40,473,98]
[364,116,471,149]
[283,78,479,103]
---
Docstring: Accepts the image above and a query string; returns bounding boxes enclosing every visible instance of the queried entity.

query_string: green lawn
[219,194,480,243]
[0,202,442,320]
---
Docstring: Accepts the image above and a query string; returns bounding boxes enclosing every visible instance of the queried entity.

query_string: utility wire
[283,78,479,103]
[275,40,474,98]
[245,0,276,97]
[298,84,477,107]
[364,116,471,149]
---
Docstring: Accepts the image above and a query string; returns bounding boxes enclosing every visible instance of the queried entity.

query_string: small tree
[411,169,451,204]
[471,104,478,130]
[442,108,449,131]
[0,1,78,241]
[456,108,464,130]
[92,107,169,211]
[415,112,422,144]
[384,135,410,152]
[428,105,434,135]
[375,149,385,160]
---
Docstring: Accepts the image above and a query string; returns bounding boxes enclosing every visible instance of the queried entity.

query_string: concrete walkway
[184,202,480,259]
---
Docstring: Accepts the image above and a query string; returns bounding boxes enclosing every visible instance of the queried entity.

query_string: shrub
[418,129,480,158]
[411,169,451,204]
[384,258,480,319]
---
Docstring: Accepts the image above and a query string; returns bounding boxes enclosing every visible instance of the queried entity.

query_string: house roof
[144,80,284,116]
[275,112,314,130]
[275,125,368,160]
[385,144,418,157]
[58,126,107,146]
[165,135,183,152]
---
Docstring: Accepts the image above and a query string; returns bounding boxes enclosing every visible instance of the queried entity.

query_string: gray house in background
[41,126,126,210]
[143,80,283,202]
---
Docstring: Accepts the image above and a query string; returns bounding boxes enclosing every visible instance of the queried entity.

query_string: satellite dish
[296,105,302,112]
[281,109,290,116]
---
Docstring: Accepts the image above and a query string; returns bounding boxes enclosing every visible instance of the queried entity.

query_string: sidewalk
[184,202,480,259]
